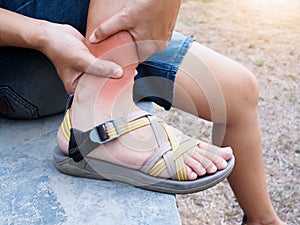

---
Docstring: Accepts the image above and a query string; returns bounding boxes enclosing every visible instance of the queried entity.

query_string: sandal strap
[61,109,152,162]
[60,105,202,181]
[141,119,201,181]
[89,111,151,144]
[61,108,72,141]
[148,138,200,181]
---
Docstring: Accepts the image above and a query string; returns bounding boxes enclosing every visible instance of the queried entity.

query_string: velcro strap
[68,129,83,162]
[68,111,152,162]
[69,128,100,162]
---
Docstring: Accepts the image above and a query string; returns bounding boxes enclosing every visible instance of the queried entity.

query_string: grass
[254,59,265,67]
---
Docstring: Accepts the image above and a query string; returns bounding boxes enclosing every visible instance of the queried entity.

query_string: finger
[89,13,130,43]
[85,57,123,78]
[65,74,81,94]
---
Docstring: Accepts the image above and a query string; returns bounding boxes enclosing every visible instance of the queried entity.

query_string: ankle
[67,75,99,130]
[70,30,140,129]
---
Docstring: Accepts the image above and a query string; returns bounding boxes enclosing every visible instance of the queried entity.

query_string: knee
[226,67,259,120]
[238,68,259,108]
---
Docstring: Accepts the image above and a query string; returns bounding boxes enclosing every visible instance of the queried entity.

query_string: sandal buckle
[89,120,120,144]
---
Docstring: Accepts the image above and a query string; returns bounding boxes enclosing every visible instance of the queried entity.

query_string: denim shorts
[0,0,194,119]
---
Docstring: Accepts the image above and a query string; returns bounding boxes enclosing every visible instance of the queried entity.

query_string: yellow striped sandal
[53,103,235,194]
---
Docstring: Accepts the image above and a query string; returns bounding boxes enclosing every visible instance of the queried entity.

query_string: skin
[56,0,232,181]
[0,8,123,93]
[89,0,181,61]
[79,0,285,224]
[0,1,285,224]
[174,43,285,225]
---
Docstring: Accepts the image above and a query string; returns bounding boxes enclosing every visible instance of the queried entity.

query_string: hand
[41,23,123,93]
[89,0,181,62]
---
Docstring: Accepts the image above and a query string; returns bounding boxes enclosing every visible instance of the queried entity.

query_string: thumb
[89,13,129,43]
[85,57,123,78]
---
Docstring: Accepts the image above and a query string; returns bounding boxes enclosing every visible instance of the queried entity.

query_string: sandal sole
[53,146,235,194]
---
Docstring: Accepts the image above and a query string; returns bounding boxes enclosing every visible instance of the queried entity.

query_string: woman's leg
[174,42,284,224]
[57,0,233,180]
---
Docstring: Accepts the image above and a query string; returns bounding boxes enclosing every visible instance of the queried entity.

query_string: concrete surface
[0,114,181,225]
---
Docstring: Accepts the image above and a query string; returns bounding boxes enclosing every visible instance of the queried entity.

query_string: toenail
[222,160,228,168]
[191,171,197,179]
[200,167,206,174]
[209,165,217,172]
[225,147,232,153]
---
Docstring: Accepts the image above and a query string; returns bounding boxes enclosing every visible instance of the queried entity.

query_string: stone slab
[0,115,181,225]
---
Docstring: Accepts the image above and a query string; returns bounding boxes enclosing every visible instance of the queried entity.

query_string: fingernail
[89,33,97,43]
[113,67,123,78]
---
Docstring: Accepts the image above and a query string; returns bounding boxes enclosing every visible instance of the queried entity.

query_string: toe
[184,154,207,177]
[199,142,233,160]
[189,147,225,171]
[185,166,198,180]
[205,162,218,174]
[203,150,228,170]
